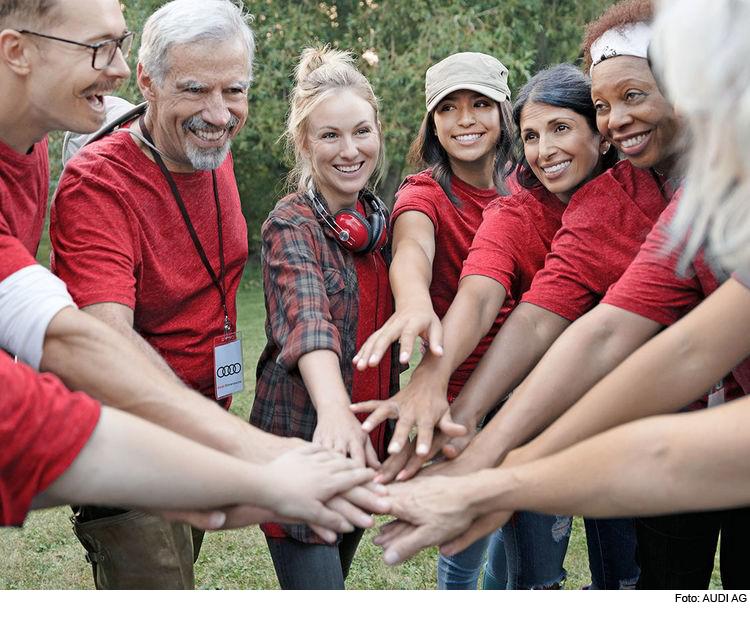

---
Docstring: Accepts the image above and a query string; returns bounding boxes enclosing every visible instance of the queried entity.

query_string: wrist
[468,467,521,516]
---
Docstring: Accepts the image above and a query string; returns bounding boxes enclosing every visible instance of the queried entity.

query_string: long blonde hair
[284,46,385,193]
[653,0,750,273]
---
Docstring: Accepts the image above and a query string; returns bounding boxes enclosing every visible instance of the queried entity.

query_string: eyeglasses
[18,30,135,70]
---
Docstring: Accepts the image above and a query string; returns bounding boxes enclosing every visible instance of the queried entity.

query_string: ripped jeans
[437,512,639,589]
[484,512,639,589]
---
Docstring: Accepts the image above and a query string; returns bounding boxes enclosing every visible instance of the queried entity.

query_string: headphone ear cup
[366,210,387,253]
[333,209,371,252]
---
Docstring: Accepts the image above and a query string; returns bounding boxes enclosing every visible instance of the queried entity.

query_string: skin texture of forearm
[389,214,436,313]
[515,283,750,464]
[40,307,287,463]
[299,349,351,413]
[477,400,750,518]
[411,276,506,391]
[34,406,274,511]
[477,304,660,465]
[448,302,570,464]
[83,302,182,383]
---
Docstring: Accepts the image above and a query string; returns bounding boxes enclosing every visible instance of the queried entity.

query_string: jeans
[265,529,365,589]
[480,513,638,589]
[501,512,571,589]
[636,506,750,589]
[437,534,496,589]
[584,517,639,589]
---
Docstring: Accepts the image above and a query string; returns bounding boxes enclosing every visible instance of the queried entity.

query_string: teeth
[455,133,481,142]
[542,161,570,174]
[622,133,648,148]
[335,163,363,173]
[193,129,225,141]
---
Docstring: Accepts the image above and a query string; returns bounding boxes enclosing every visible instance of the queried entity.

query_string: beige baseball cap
[425,52,511,112]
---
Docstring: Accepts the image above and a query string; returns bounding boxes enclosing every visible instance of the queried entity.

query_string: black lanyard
[138,116,231,334]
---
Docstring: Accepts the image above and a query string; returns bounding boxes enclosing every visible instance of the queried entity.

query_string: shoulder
[262,193,320,236]
[396,169,444,198]
[60,130,144,186]
[599,159,661,195]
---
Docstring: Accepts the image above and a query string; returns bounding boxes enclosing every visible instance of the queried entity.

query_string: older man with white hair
[47,0,376,590]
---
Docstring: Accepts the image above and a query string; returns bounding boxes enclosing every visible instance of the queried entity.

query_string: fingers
[397,448,430,482]
[426,319,444,358]
[437,409,469,438]
[309,524,340,544]
[157,509,227,530]
[364,439,381,470]
[440,511,511,556]
[353,401,399,433]
[387,415,416,455]
[328,466,376,497]
[347,436,366,468]
[414,418,435,458]
[340,484,391,514]
[375,442,413,483]
[382,525,436,565]
[442,433,472,459]
[353,323,399,370]
[325,495,375,529]
[373,519,413,547]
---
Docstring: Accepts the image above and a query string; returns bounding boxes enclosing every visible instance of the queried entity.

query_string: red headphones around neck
[307,189,388,254]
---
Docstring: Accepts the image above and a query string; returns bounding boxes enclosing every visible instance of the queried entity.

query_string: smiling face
[432,89,501,178]
[591,56,680,176]
[305,88,380,212]
[520,102,604,203]
[139,37,250,172]
[27,0,131,136]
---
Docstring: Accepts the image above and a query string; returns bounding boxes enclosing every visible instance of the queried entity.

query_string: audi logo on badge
[217,363,242,378]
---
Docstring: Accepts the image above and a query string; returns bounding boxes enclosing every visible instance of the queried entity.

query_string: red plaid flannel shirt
[249,191,400,544]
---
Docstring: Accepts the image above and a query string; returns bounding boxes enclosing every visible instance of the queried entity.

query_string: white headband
[589,22,652,74]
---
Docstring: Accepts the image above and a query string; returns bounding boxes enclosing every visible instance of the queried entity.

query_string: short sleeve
[1,355,101,526]
[50,166,141,310]
[261,214,341,370]
[0,265,76,369]
[602,213,705,325]
[461,202,524,293]
[391,174,443,235]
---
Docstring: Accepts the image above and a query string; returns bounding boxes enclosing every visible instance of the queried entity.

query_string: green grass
[0,250,723,589]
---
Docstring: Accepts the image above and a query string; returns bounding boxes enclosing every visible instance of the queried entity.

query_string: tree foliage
[94,0,617,253]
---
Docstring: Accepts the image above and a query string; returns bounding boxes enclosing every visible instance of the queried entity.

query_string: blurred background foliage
[55,0,615,254]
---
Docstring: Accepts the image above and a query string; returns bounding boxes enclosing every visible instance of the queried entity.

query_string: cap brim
[427,83,509,112]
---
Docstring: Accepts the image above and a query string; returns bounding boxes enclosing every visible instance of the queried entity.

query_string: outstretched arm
[40,306,292,464]
[445,303,658,472]
[33,406,382,541]
[352,274,506,471]
[353,211,442,368]
[512,277,750,465]
[379,396,750,563]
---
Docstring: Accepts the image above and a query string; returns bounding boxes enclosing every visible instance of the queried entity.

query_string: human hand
[373,476,479,565]
[313,406,380,469]
[259,444,378,537]
[351,377,466,459]
[352,303,443,370]
[440,510,513,556]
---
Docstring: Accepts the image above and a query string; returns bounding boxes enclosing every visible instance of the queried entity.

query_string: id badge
[213,332,244,400]
[708,379,725,408]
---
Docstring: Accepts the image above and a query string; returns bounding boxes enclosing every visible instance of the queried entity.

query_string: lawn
[0,255,723,589]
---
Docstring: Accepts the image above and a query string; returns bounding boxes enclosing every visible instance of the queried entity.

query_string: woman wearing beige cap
[349,51,514,587]
[378,0,750,591]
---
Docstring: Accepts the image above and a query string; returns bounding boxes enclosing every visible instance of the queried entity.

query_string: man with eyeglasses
[0,0,385,590]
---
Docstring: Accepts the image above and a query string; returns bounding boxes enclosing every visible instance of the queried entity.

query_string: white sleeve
[0,264,77,369]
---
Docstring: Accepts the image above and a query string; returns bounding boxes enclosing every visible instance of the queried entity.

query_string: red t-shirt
[522,160,669,321]
[391,170,500,397]
[0,137,49,280]
[461,186,567,331]
[50,130,248,399]
[1,354,101,527]
[602,196,744,404]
